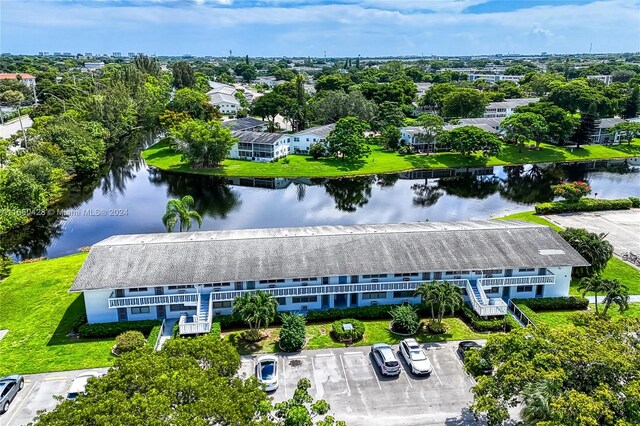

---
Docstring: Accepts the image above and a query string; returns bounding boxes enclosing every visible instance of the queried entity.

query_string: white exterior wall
[84,290,119,323]
[213,102,240,115]
[291,132,325,153]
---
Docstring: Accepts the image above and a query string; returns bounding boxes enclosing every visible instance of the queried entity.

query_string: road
[0,116,33,139]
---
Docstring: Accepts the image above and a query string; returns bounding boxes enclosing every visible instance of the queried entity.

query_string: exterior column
[346,294,351,308]
[329,295,335,309]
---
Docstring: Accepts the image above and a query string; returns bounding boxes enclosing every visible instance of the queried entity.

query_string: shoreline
[142,139,640,179]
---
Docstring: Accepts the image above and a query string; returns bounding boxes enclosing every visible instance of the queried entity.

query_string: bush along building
[70,221,588,335]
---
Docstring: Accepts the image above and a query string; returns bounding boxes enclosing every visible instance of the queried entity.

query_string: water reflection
[6,157,640,260]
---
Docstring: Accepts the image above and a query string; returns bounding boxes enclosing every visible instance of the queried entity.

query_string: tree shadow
[47,294,112,347]
[307,156,367,172]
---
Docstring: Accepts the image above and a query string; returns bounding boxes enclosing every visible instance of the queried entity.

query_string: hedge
[331,318,365,342]
[630,197,640,208]
[306,305,401,322]
[146,325,162,349]
[115,331,146,354]
[457,305,515,332]
[535,198,632,214]
[512,296,589,312]
[78,320,161,338]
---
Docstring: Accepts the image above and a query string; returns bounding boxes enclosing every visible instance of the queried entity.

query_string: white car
[399,338,433,375]
[66,372,102,400]
[255,355,279,391]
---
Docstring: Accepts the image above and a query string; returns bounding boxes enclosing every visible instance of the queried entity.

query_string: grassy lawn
[0,254,117,376]
[224,317,485,355]
[521,303,640,329]
[495,210,562,231]
[142,138,640,179]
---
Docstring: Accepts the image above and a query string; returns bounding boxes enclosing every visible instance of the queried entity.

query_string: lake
[6,152,640,260]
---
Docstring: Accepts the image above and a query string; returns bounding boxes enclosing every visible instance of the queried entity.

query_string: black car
[0,375,25,413]
[457,341,492,375]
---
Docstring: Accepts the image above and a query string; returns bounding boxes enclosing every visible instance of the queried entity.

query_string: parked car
[399,338,433,375]
[0,375,24,413]
[457,341,492,375]
[256,355,279,391]
[371,343,401,376]
[66,372,102,400]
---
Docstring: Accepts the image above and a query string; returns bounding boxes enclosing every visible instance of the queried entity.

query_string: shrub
[551,181,591,202]
[242,329,261,342]
[145,325,162,349]
[535,198,632,214]
[115,331,146,354]
[279,313,306,352]
[397,145,412,156]
[425,320,448,334]
[458,305,512,332]
[306,305,396,322]
[630,196,640,208]
[309,142,326,159]
[331,318,365,342]
[210,322,221,338]
[389,305,420,334]
[513,296,589,312]
[463,347,492,377]
[71,314,87,334]
[78,320,161,338]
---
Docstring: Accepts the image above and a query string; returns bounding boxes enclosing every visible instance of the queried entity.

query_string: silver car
[400,338,433,375]
[0,375,25,413]
[66,372,102,400]
[371,343,401,376]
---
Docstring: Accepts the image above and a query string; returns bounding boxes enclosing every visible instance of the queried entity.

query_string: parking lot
[1,368,109,426]
[239,340,483,426]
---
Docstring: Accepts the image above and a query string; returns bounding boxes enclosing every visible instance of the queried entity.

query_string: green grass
[0,254,117,376]
[142,139,640,178]
[224,318,485,354]
[495,211,640,295]
[521,303,640,329]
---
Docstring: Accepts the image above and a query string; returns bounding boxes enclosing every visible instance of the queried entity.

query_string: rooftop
[232,130,285,145]
[599,117,625,129]
[70,221,589,292]
[223,117,266,131]
[209,92,240,105]
[485,98,539,110]
[295,123,336,138]
[0,73,35,80]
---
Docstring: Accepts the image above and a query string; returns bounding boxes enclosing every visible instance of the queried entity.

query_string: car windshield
[261,361,275,380]
[410,350,427,361]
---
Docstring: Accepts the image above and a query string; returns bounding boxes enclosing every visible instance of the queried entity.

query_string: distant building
[587,75,613,85]
[0,73,36,89]
[400,118,504,152]
[209,93,240,115]
[589,117,625,144]
[84,62,105,71]
[113,52,122,58]
[483,98,539,118]
[128,52,136,58]
[222,117,267,132]
[468,74,524,83]
[290,124,335,153]
[228,131,290,162]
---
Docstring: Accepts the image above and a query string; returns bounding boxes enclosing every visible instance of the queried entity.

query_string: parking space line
[43,377,67,381]
[369,361,382,390]
[430,364,444,386]
[288,355,307,359]
[310,356,320,398]
[338,355,351,396]
[315,353,333,357]
[281,358,287,397]
[343,351,361,356]
[7,380,38,425]
[401,369,413,388]
[449,347,476,385]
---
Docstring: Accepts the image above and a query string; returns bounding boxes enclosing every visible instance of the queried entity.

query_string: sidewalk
[586,295,640,303]
[156,318,177,350]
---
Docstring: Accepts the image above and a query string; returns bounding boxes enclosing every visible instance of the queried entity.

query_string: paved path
[0,115,33,139]
[586,295,640,303]
[544,209,640,263]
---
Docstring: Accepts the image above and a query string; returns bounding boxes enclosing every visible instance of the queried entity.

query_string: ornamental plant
[551,181,591,202]
[115,330,146,354]
[389,305,420,334]
[278,312,306,352]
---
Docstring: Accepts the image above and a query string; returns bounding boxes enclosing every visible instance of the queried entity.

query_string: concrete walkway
[156,318,177,350]
[0,115,33,139]
[586,295,640,304]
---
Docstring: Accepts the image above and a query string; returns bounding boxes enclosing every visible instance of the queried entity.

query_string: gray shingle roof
[70,221,589,292]
[222,117,266,131]
[295,124,335,138]
[232,131,284,145]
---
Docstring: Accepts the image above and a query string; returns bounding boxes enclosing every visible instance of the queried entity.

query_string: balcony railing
[108,292,198,309]
[179,294,213,335]
[478,274,555,288]
[207,279,469,302]
[465,280,508,317]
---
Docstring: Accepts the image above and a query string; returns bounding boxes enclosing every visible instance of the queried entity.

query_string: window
[362,292,386,300]
[293,277,318,282]
[482,269,502,275]
[517,285,533,293]
[129,287,148,293]
[485,287,500,294]
[168,285,193,290]
[518,268,535,272]
[363,274,387,279]
[204,282,230,288]
[259,279,285,284]
[131,306,150,314]
[393,291,415,298]
[169,304,192,312]
[294,137,299,142]
[292,296,317,303]
[393,273,418,277]
[212,301,232,309]
[277,297,287,305]
[445,271,470,275]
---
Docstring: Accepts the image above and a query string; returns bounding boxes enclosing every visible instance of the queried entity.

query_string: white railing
[153,319,165,351]
[465,280,508,317]
[179,293,213,335]
[507,299,536,328]
[207,279,469,302]
[478,275,555,288]
[108,292,198,308]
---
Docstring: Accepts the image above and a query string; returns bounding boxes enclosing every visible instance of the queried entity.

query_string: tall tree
[251,92,289,132]
[311,90,377,124]
[172,61,195,89]
[440,126,502,157]
[601,278,629,316]
[577,275,606,314]
[621,86,639,119]
[169,119,237,168]
[559,228,613,278]
[414,281,463,325]
[514,102,579,145]
[162,195,202,232]
[168,87,221,121]
[502,112,549,151]
[232,290,279,341]
[325,116,371,161]
[371,101,405,131]
[441,88,487,118]
[571,103,599,149]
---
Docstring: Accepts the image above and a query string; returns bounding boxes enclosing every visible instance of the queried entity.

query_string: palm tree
[233,291,279,341]
[577,275,605,314]
[415,281,440,321]
[162,195,202,232]
[438,282,463,323]
[415,281,462,324]
[601,279,629,316]
[521,380,557,425]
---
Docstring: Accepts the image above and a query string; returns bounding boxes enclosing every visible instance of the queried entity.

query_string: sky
[1,0,639,57]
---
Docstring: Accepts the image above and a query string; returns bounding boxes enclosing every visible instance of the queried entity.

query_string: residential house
[400,117,503,152]
[587,75,613,86]
[483,98,539,118]
[83,62,105,71]
[0,73,36,89]
[589,117,625,144]
[290,124,335,153]
[468,74,525,83]
[210,93,240,115]
[70,221,589,335]
[228,131,290,162]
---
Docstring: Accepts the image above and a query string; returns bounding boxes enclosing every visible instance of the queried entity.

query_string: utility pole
[589,42,593,54]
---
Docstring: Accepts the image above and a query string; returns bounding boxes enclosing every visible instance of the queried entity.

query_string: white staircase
[466,280,508,317]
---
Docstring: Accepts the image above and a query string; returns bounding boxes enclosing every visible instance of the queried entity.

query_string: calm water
[6,148,640,260]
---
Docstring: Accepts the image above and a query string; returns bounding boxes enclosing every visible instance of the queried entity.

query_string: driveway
[0,116,33,139]
[544,209,640,258]
[2,368,109,426]
[239,341,483,426]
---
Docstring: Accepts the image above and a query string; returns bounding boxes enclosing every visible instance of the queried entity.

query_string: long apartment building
[70,221,588,335]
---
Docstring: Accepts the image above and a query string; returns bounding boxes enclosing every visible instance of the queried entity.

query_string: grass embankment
[142,139,640,179]
[515,303,640,329]
[223,317,484,355]
[496,211,640,295]
[0,254,117,376]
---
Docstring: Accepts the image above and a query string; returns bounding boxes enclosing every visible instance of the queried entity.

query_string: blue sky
[1,0,638,56]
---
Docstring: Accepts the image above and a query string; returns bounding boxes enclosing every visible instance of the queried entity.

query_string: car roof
[372,343,391,349]
[377,346,396,359]
[460,341,482,348]
[403,338,420,348]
